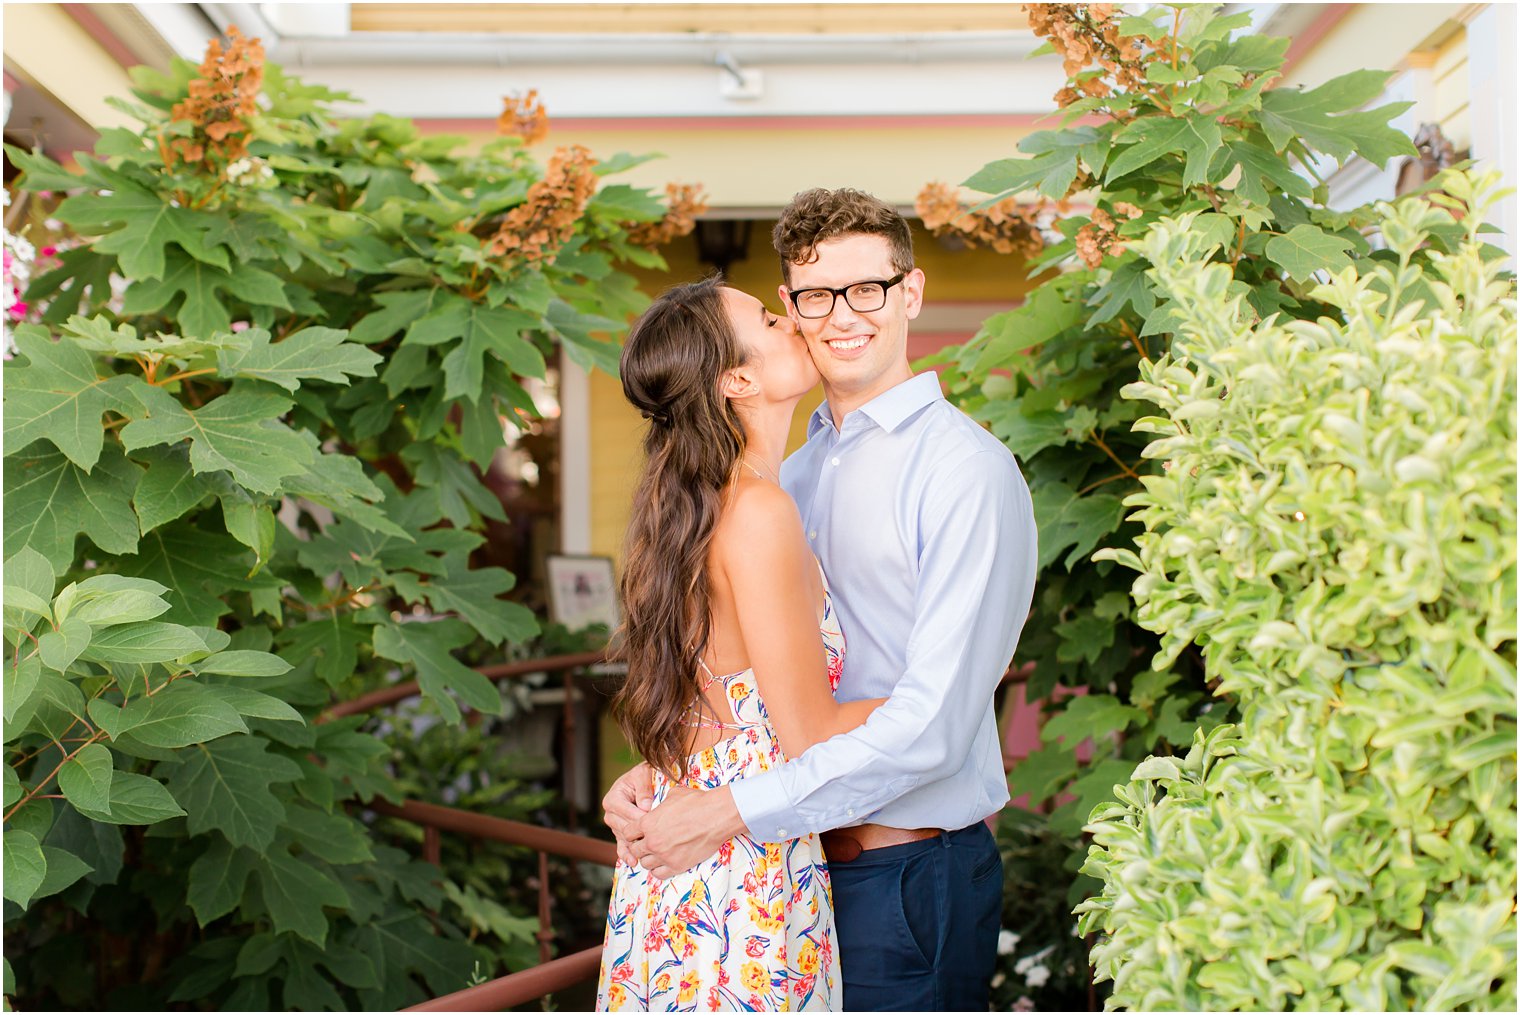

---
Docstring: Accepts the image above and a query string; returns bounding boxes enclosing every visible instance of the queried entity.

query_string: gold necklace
[743,454,780,484]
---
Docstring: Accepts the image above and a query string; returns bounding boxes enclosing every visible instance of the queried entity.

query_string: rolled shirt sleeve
[730,443,1036,841]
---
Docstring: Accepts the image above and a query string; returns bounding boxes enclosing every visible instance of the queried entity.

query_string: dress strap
[696,656,721,692]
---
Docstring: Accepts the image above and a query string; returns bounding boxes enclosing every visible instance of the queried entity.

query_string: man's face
[779,233,924,404]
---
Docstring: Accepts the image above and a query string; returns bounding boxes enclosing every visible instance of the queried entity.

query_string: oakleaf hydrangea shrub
[1078,171,1517,1011]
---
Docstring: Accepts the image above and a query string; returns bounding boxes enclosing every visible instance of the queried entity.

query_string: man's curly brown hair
[772,188,915,286]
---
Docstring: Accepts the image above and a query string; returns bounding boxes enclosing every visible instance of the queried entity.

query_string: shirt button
[808,530,817,540]
[777,828,788,838]
[846,808,855,818]
[831,457,840,466]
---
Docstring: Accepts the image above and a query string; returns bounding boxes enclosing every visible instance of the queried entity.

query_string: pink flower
[39,246,57,258]
[9,300,28,319]
[230,320,250,332]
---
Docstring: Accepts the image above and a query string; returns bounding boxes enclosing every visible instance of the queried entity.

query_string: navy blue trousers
[829,822,1003,1011]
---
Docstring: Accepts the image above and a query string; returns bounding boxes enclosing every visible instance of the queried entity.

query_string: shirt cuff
[729,770,800,842]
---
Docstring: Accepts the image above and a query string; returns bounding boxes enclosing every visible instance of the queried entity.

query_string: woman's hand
[602,762,654,867]
[625,784,744,879]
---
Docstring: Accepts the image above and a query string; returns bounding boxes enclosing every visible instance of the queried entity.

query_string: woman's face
[719,286,820,400]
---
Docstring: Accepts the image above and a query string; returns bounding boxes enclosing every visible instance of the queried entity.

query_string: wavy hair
[612,277,750,777]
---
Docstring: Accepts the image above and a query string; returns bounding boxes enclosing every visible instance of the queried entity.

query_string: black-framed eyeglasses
[786,272,907,319]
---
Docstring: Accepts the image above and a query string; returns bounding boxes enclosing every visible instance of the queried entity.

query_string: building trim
[1281,3,1352,76]
[413,112,1054,134]
[60,4,141,70]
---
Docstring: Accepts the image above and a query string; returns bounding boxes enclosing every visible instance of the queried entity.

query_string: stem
[1079,472,1137,496]
[1118,319,1149,362]
[1231,218,1247,266]
[154,367,219,386]
[1089,432,1141,480]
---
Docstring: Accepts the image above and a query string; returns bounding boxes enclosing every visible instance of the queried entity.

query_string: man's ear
[721,366,760,401]
[902,267,926,321]
[777,283,801,327]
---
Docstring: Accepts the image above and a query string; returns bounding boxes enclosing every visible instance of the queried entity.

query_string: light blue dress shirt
[729,372,1037,840]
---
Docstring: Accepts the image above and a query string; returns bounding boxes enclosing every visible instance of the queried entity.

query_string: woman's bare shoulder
[712,478,806,565]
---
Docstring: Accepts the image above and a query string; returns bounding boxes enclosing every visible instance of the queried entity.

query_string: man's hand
[625,784,745,879]
[602,763,654,867]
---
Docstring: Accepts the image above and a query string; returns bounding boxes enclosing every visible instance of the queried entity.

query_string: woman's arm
[715,483,884,759]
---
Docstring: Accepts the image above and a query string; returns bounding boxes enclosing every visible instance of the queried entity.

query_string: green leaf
[964,126,1107,199]
[116,524,279,626]
[4,656,43,727]
[3,829,47,908]
[255,848,350,946]
[211,685,304,724]
[79,621,208,664]
[1221,138,1313,204]
[281,449,408,540]
[121,384,313,495]
[545,299,622,377]
[54,574,172,627]
[348,288,448,345]
[73,770,186,825]
[1008,744,1079,806]
[284,804,375,864]
[58,177,229,278]
[3,326,135,471]
[217,327,383,392]
[6,143,84,191]
[219,488,277,573]
[588,183,666,221]
[4,547,57,639]
[354,911,478,1003]
[166,735,301,849]
[132,447,212,535]
[1106,113,1222,187]
[1041,694,1146,744]
[38,616,93,672]
[33,844,93,902]
[372,619,502,723]
[277,615,363,687]
[4,765,19,808]
[1087,257,1157,327]
[1032,482,1127,571]
[1265,224,1355,281]
[186,836,257,925]
[58,742,115,813]
[1258,70,1415,165]
[110,681,249,748]
[121,249,292,339]
[3,442,143,574]
[395,562,538,646]
[192,650,293,677]
[408,303,544,403]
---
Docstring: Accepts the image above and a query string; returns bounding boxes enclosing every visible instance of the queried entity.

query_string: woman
[596,278,883,1011]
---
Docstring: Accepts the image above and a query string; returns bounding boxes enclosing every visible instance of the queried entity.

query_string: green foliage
[1078,173,1517,1011]
[933,3,1416,837]
[4,42,674,1009]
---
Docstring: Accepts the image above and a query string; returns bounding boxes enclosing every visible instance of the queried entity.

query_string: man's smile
[823,333,873,356]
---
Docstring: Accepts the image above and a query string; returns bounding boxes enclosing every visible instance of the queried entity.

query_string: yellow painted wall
[1433,31,1471,151]
[1282,4,1460,90]
[536,123,1041,213]
[2,4,135,131]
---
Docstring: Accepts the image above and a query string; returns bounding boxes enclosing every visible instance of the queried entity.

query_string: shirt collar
[808,372,943,438]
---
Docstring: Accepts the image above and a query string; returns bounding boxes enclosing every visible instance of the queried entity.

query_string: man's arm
[630,449,1036,868]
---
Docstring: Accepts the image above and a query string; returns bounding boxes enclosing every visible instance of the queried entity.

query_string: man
[606,188,1037,1010]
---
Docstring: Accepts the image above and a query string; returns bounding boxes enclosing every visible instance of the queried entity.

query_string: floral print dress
[597,572,846,1012]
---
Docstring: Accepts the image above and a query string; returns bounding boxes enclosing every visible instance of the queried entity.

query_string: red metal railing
[326,651,617,1011]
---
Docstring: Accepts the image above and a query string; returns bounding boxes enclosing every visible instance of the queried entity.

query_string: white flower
[990,972,1006,989]
[226,157,253,180]
[998,929,1021,955]
[1014,944,1055,975]
[1025,964,1050,988]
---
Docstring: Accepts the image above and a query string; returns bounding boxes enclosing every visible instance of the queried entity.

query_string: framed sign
[546,554,619,633]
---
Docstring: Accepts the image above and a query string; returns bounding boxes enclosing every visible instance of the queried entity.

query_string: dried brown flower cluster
[488,145,599,265]
[162,27,265,171]
[626,183,710,248]
[498,90,550,145]
[1025,3,1159,107]
[916,182,1046,258]
[1075,201,1143,268]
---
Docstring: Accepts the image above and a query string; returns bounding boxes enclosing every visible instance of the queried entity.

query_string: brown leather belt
[819,824,942,863]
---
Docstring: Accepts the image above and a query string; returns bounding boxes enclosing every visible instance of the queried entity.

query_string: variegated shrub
[1079,171,1517,1011]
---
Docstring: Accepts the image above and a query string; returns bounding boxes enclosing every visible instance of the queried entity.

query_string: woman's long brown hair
[612,277,750,778]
